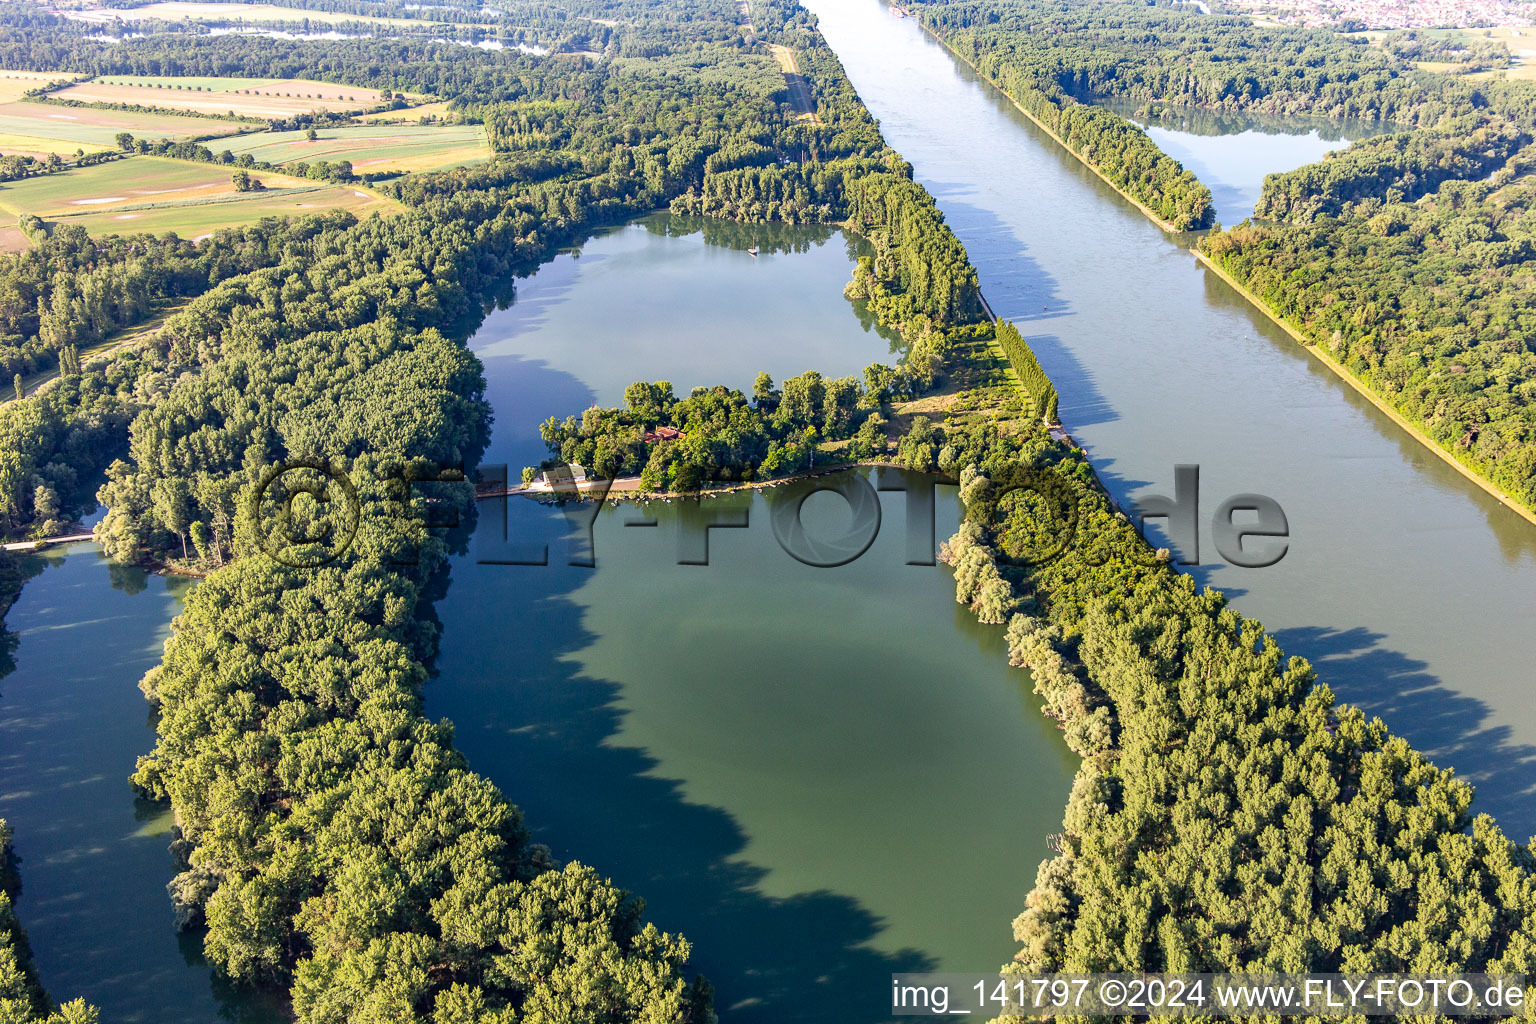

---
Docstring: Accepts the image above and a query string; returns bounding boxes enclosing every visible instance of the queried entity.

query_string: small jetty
[3,532,95,553]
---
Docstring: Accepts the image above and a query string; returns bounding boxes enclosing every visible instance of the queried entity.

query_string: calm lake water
[424,212,1079,1022]
[470,213,903,407]
[0,543,282,1023]
[804,0,1536,837]
[1100,101,1396,226]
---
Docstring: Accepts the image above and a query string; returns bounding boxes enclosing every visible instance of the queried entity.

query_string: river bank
[882,3,1536,533]
[1194,248,1536,530]
[899,7,1187,235]
[808,0,1536,844]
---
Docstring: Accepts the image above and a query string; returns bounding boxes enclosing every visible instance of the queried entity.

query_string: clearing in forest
[355,100,458,124]
[769,44,819,123]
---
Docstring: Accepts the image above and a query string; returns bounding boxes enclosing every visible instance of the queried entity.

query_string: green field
[0,100,245,156]
[0,155,397,239]
[215,124,489,173]
[58,190,391,237]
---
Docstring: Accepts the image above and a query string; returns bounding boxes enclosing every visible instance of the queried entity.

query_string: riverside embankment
[807,0,1536,847]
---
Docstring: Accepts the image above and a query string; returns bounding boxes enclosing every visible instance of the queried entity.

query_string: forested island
[1,0,1535,1019]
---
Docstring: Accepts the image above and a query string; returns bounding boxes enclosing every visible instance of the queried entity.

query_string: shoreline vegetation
[900,3,1215,231]
[0,0,1039,1019]
[0,0,1534,1018]
[906,0,1536,527]
[1198,187,1536,524]
[1,817,95,1024]
[535,0,1536,997]
[855,0,1536,988]
[906,13,1189,235]
[1193,248,1536,529]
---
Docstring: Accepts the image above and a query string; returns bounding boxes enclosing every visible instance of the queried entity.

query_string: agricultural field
[53,76,387,117]
[1453,29,1536,79]
[0,99,245,157]
[215,124,489,173]
[0,155,396,243]
[0,70,83,103]
[355,100,458,123]
[58,2,423,28]
[1347,26,1536,80]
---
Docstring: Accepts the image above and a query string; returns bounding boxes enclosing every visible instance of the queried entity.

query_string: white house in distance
[524,464,610,493]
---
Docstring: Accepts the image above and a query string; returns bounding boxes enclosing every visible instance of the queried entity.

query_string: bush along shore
[928,362,1536,991]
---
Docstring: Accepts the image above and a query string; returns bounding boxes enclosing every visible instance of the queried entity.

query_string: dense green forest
[916,369,1536,993]
[1205,174,1536,511]
[1252,114,1530,220]
[905,0,1533,231]
[538,371,899,490]
[0,0,1008,1018]
[0,220,344,428]
[910,0,1477,122]
[534,318,1064,492]
[0,342,171,538]
[4,0,1536,1018]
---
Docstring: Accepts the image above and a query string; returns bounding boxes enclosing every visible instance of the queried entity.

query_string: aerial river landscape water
[3,3,1536,1023]
[803,0,1536,839]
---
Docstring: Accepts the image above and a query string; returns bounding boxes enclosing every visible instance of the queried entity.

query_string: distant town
[1218,0,1533,28]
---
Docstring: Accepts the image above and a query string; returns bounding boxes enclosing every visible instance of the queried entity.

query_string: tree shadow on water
[1272,623,1536,843]
[423,546,934,1024]
[1020,332,1119,431]
[897,191,1119,432]
[911,191,1068,326]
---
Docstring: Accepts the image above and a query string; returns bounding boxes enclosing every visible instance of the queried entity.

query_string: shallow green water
[424,213,1079,1022]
